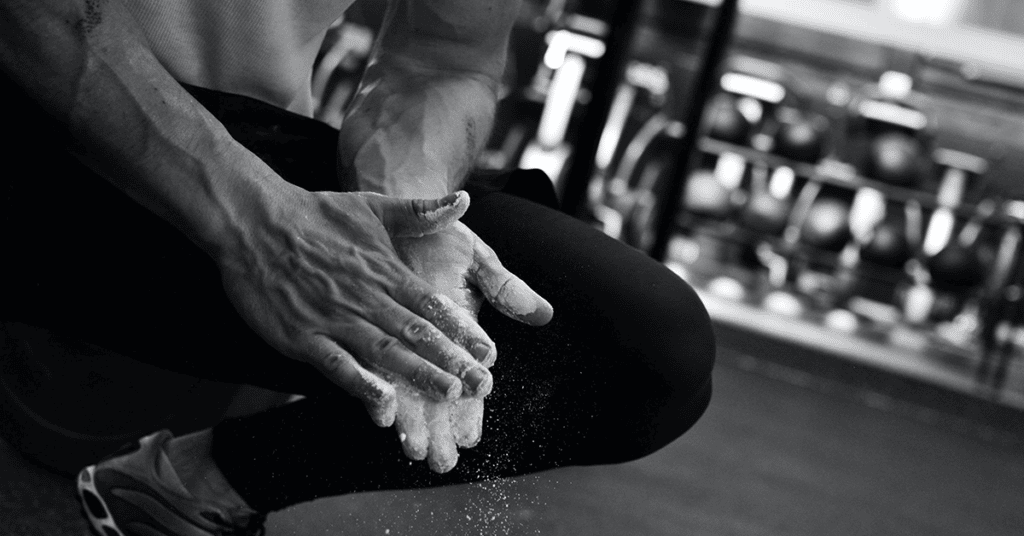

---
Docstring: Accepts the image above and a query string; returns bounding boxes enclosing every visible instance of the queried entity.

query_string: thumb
[364,190,470,237]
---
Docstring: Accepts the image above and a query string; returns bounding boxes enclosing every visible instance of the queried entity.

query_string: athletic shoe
[76,430,266,536]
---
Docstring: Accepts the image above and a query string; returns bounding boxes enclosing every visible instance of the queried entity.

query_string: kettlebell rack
[556,0,1024,404]
[650,71,1024,404]
[469,0,1024,403]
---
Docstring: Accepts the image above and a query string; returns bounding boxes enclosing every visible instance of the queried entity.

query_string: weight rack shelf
[695,136,1023,226]
[694,280,1024,412]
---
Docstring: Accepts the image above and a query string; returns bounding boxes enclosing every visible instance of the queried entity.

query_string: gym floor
[2,338,1022,536]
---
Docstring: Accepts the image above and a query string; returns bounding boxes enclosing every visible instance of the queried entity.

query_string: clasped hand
[216,187,552,472]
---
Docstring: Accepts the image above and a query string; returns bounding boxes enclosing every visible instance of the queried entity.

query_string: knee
[620,265,717,401]
[588,366,713,466]
[588,273,716,464]
[649,276,717,392]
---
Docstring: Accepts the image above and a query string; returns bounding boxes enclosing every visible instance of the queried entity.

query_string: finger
[363,190,470,238]
[426,401,459,473]
[394,381,429,461]
[371,300,493,397]
[394,283,499,368]
[470,238,554,326]
[451,397,484,449]
[305,334,397,427]
[347,319,463,401]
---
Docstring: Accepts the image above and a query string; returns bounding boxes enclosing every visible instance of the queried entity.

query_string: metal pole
[649,0,740,261]
[559,0,645,218]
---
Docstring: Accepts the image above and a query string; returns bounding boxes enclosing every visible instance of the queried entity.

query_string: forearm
[337,0,520,199]
[338,62,497,198]
[0,0,291,259]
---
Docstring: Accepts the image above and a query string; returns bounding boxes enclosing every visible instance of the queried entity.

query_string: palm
[394,222,484,318]
[391,221,552,472]
[392,223,486,473]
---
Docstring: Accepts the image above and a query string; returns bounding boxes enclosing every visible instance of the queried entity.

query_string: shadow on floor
[2,348,1023,536]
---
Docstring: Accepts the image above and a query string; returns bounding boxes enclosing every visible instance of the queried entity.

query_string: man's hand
[394,221,553,328]
[330,0,542,472]
[216,189,500,428]
[390,220,553,472]
[336,0,522,200]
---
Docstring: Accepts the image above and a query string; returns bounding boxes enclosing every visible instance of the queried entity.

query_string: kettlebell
[860,220,912,268]
[742,192,792,235]
[801,196,852,252]
[927,242,986,290]
[774,119,825,163]
[707,95,751,145]
[683,169,732,218]
[868,131,921,185]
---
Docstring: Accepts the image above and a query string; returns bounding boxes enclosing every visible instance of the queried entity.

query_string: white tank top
[127,0,354,116]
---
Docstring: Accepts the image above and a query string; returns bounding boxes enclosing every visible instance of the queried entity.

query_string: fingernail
[410,368,462,401]
[438,375,462,401]
[519,301,554,326]
[471,342,493,362]
[439,192,461,207]
[464,367,493,397]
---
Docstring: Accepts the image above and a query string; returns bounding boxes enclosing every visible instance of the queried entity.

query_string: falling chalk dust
[360,220,570,534]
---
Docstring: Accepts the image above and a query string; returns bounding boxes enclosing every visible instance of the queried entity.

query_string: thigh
[462,186,716,468]
[212,188,716,510]
[0,76,335,397]
[1,162,331,395]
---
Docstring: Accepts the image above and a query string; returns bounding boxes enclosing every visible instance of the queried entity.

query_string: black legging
[0,79,715,513]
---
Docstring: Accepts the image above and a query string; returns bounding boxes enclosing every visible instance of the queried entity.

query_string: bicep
[374,0,521,79]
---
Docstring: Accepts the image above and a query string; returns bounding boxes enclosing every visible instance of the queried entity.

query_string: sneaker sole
[78,464,126,536]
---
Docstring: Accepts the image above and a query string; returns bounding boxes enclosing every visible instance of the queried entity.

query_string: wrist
[337,66,497,199]
[184,131,301,262]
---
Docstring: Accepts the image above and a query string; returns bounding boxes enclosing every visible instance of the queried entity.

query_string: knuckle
[410,361,437,384]
[451,354,478,375]
[407,198,428,217]
[402,318,436,345]
[416,291,444,316]
[319,352,353,379]
[372,336,400,359]
[494,276,518,301]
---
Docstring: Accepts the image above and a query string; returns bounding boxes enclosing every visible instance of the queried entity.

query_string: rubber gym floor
[2,337,1022,536]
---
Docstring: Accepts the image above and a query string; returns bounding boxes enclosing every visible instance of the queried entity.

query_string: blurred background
[313,0,1024,407]
[4,1,1024,534]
